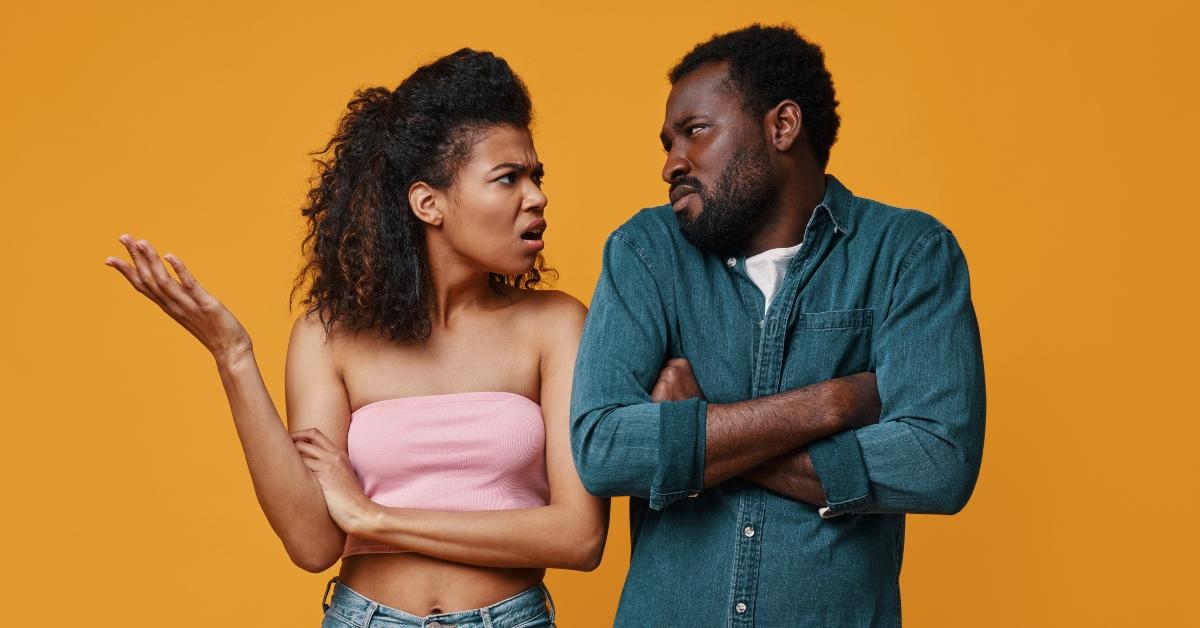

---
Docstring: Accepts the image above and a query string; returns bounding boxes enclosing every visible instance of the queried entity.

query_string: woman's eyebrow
[488,161,543,173]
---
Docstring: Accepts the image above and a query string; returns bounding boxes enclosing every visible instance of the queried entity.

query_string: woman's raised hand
[106,235,252,364]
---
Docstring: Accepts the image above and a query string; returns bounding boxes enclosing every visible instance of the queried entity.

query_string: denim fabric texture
[321,578,555,628]
[570,175,986,627]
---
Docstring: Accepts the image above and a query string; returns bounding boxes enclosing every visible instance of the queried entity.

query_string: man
[570,25,986,627]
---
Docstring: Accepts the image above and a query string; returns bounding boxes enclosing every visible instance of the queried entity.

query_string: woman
[105,49,608,628]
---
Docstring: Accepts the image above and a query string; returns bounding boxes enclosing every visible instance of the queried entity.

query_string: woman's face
[438,125,547,277]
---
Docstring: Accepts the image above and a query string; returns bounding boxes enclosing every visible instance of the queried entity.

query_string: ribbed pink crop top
[342,391,550,557]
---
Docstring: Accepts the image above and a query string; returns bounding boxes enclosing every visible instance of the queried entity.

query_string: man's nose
[662,151,691,184]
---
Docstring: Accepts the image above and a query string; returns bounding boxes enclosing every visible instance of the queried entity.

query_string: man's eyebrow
[672,115,704,131]
[662,114,705,149]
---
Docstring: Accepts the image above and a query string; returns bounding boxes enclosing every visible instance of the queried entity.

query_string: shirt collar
[817,174,853,234]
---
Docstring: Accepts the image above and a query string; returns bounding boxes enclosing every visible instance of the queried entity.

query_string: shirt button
[726,257,737,267]
[743,525,755,538]
[735,602,747,614]
[758,319,764,329]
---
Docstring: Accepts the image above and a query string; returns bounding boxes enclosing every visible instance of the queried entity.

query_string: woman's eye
[497,173,515,184]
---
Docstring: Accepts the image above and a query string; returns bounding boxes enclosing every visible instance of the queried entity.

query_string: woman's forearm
[349,503,605,571]
[215,351,345,571]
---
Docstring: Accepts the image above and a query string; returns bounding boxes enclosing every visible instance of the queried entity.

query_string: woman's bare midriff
[338,552,545,615]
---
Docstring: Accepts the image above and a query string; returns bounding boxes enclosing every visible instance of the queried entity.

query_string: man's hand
[737,372,881,503]
[650,358,705,402]
[741,450,827,506]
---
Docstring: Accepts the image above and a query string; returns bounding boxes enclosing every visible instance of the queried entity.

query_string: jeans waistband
[322,577,554,628]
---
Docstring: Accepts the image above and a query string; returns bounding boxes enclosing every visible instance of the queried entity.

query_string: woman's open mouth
[520,219,547,251]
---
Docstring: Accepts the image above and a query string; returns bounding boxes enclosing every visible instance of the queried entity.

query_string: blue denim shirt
[570,176,985,627]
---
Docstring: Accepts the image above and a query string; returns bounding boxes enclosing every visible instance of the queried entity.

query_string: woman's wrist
[347,500,387,538]
[213,343,255,371]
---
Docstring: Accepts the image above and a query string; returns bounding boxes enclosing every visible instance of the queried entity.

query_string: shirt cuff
[808,429,873,517]
[648,397,707,510]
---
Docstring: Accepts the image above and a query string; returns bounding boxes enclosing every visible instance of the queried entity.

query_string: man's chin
[678,222,734,254]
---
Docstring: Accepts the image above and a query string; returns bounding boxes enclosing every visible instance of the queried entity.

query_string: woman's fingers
[114,236,157,298]
[285,429,333,453]
[294,440,326,460]
[163,253,208,302]
[120,237,160,297]
[105,255,152,297]
[111,235,202,319]
[136,239,197,310]
[294,427,339,451]
[292,429,331,449]
[300,456,322,474]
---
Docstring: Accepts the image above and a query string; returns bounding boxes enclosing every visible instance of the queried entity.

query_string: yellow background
[3,1,1197,625]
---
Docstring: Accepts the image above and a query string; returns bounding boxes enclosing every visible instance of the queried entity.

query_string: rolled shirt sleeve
[570,232,707,510]
[809,227,986,516]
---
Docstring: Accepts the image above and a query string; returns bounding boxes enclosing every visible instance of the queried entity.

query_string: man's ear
[408,181,443,226]
[766,100,803,152]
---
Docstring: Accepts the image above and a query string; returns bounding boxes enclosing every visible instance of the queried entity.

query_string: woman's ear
[408,181,444,227]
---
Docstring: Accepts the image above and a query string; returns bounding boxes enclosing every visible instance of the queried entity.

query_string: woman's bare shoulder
[510,288,586,331]
[288,310,363,368]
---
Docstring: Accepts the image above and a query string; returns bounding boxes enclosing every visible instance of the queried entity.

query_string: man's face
[660,61,775,254]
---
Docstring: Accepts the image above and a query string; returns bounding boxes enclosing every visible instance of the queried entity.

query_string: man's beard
[676,141,776,254]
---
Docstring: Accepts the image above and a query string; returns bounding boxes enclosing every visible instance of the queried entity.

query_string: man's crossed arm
[649,357,880,506]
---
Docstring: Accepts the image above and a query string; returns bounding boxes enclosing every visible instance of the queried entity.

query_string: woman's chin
[490,260,538,279]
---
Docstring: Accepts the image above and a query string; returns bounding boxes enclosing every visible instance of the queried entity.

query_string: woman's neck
[425,238,497,330]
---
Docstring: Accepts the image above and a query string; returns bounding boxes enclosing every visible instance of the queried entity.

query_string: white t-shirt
[744,242,803,313]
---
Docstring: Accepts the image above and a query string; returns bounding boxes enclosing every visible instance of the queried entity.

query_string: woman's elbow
[560,539,604,572]
[555,523,607,572]
[285,540,343,573]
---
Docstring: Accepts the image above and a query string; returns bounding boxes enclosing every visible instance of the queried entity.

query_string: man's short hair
[669,24,841,168]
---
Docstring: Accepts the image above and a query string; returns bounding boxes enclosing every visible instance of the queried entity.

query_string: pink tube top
[342,391,550,557]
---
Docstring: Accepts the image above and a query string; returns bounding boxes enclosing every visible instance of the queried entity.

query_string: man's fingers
[650,380,667,402]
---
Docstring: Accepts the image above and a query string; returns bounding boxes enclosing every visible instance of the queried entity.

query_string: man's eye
[687,125,705,136]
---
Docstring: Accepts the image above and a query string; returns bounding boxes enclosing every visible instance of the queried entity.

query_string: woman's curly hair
[293,48,552,342]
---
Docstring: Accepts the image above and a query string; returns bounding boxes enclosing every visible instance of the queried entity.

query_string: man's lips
[669,185,697,205]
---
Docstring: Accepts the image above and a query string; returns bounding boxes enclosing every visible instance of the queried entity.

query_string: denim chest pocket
[780,308,874,388]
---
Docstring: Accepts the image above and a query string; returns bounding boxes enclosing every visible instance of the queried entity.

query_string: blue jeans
[321,577,556,628]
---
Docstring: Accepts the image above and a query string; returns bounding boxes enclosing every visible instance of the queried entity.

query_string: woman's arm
[295,292,610,571]
[107,236,349,572]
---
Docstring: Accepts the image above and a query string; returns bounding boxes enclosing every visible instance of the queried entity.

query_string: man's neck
[741,168,826,257]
